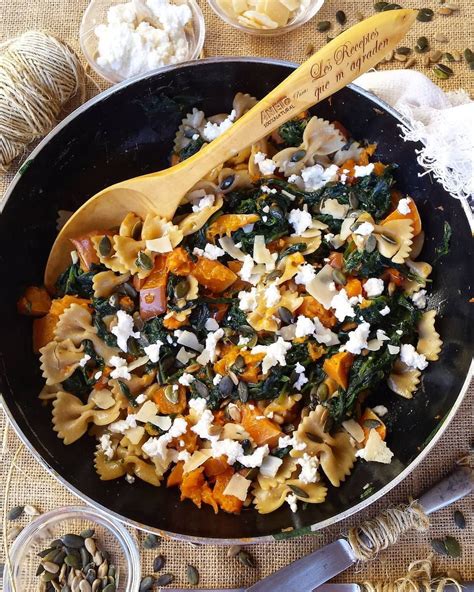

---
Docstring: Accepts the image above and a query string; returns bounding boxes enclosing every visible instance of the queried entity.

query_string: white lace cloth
[355,70,473,205]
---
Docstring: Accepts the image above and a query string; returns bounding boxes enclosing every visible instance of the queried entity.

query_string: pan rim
[1,56,472,543]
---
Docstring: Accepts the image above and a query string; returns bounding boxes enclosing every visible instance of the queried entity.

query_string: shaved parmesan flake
[342,419,365,443]
[259,455,283,478]
[356,429,394,464]
[320,199,349,220]
[175,330,204,352]
[146,236,173,253]
[306,264,337,309]
[126,426,145,445]
[183,449,213,474]
[223,473,252,501]
[253,235,277,271]
[219,236,246,261]
[135,400,159,423]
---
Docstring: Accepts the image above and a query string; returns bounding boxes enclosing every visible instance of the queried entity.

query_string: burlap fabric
[0,0,473,588]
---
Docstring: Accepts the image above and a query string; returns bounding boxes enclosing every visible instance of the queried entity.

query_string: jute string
[0,31,86,173]
[348,500,431,561]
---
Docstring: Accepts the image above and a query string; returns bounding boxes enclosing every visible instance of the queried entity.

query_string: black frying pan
[0,58,472,543]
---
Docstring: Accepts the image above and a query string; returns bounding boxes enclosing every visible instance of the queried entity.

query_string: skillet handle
[418,466,473,515]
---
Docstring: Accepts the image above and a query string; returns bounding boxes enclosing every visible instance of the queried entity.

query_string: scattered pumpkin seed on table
[396,47,411,55]
[143,533,160,549]
[156,573,174,586]
[415,37,430,53]
[7,505,24,520]
[186,564,200,586]
[316,20,331,32]
[335,10,346,25]
[237,549,256,568]
[153,554,165,572]
[417,7,434,21]
[454,509,466,529]
[444,535,462,557]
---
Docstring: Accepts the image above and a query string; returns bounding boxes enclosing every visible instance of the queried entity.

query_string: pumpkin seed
[363,419,381,428]
[305,431,324,443]
[317,20,331,32]
[335,10,346,25]
[444,535,461,557]
[454,509,466,529]
[430,538,448,555]
[469,61,474,71]
[64,554,80,569]
[394,53,407,62]
[433,64,452,78]
[143,533,160,549]
[379,232,397,245]
[164,384,179,404]
[79,529,95,539]
[290,149,306,162]
[135,251,153,270]
[415,36,429,53]
[139,576,155,592]
[238,381,249,403]
[220,174,235,190]
[396,46,411,55]
[332,269,347,285]
[156,573,174,586]
[430,49,443,62]
[305,43,314,56]
[79,581,92,592]
[237,550,255,568]
[365,234,377,253]
[174,279,189,299]
[382,3,402,10]
[131,220,143,240]
[153,555,165,572]
[24,504,40,516]
[98,236,112,258]
[316,382,329,401]
[186,565,199,586]
[218,376,234,396]
[278,306,293,325]
[194,379,209,399]
[374,1,389,10]
[464,48,474,63]
[38,548,56,559]
[53,550,66,565]
[417,7,434,21]
[84,538,96,555]
[444,52,455,62]
[348,192,359,209]
[450,50,461,61]
[42,571,56,582]
[36,564,45,576]
[437,6,452,14]
[62,534,84,549]
[8,505,24,520]
[233,354,246,371]
[288,484,310,499]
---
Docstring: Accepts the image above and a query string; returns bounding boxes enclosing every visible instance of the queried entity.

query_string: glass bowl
[207,0,325,36]
[80,0,206,83]
[2,506,141,592]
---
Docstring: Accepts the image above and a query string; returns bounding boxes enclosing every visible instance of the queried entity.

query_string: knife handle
[418,466,473,515]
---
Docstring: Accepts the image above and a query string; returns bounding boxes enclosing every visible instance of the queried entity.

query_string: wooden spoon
[45,9,416,290]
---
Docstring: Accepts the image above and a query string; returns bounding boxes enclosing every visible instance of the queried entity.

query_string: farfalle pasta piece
[276,253,305,285]
[256,456,297,491]
[388,361,421,399]
[91,234,129,273]
[217,167,252,193]
[248,140,270,178]
[39,383,61,401]
[417,310,442,361]
[247,286,303,332]
[123,455,162,486]
[286,479,327,504]
[253,482,288,514]
[39,339,84,385]
[54,304,118,363]
[173,107,206,153]
[375,219,414,264]
[92,271,130,298]
[233,92,257,119]
[142,213,184,248]
[292,406,356,487]
[52,391,122,444]
[178,194,224,236]
[95,449,127,480]
[333,141,364,166]
[113,235,155,279]
[119,212,143,238]
[403,260,432,295]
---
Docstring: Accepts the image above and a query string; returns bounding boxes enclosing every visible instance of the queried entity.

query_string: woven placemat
[0,0,473,588]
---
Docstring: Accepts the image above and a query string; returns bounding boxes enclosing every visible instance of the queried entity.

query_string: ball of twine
[0,31,86,174]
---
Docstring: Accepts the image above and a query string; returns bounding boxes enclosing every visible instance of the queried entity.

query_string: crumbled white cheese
[223,473,252,501]
[353,163,375,177]
[238,444,270,468]
[293,362,308,391]
[239,255,256,282]
[142,417,188,460]
[354,222,375,236]
[380,306,391,316]
[372,405,388,417]
[301,164,338,191]
[313,317,339,346]
[295,315,315,338]
[356,429,394,464]
[254,152,276,175]
[144,340,164,363]
[296,453,319,484]
[259,455,283,478]
[251,337,292,374]
[397,197,412,215]
[135,393,147,405]
[265,284,281,308]
[111,310,140,352]
[94,370,103,380]
[79,354,91,367]
[192,194,215,213]
[213,373,223,385]
[330,289,356,322]
[286,493,298,513]
[400,344,429,370]
[94,0,192,79]
[99,433,114,459]
[125,473,135,484]
[195,328,225,365]
[242,223,255,233]
[238,287,258,312]
[110,414,137,434]
[387,344,400,355]
[211,439,243,464]
[205,318,220,332]
[176,347,196,365]
[294,263,316,286]
[261,185,277,194]
[109,355,131,380]
[189,397,207,416]
[376,329,390,342]
[288,206,313,235]
[178,373,195,386]
[341,322,371,355]
[364,278,385,298]
[202,110,237,142]
[412,289,427,309]
[193,243,225,260]
[288,174,301,184]
[238,336,250,347]
[191,409,218,441]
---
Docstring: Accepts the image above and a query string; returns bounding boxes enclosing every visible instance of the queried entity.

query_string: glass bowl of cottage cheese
[80,0,205,83]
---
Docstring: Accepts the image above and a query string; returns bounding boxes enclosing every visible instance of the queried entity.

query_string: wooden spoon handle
[172,9,416,186]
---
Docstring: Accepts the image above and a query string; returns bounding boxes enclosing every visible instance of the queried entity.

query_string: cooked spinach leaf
[56,263,105,298]
[433,221,452,263]
[179,136,205,161]
[352,167,396,220]
[278,118,309,147]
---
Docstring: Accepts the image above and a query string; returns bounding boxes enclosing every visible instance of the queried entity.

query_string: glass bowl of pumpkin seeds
[3,505,141,592]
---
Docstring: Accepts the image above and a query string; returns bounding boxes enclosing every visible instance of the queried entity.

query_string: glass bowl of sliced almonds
[3,506,140,592]
[207,0,325,36]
